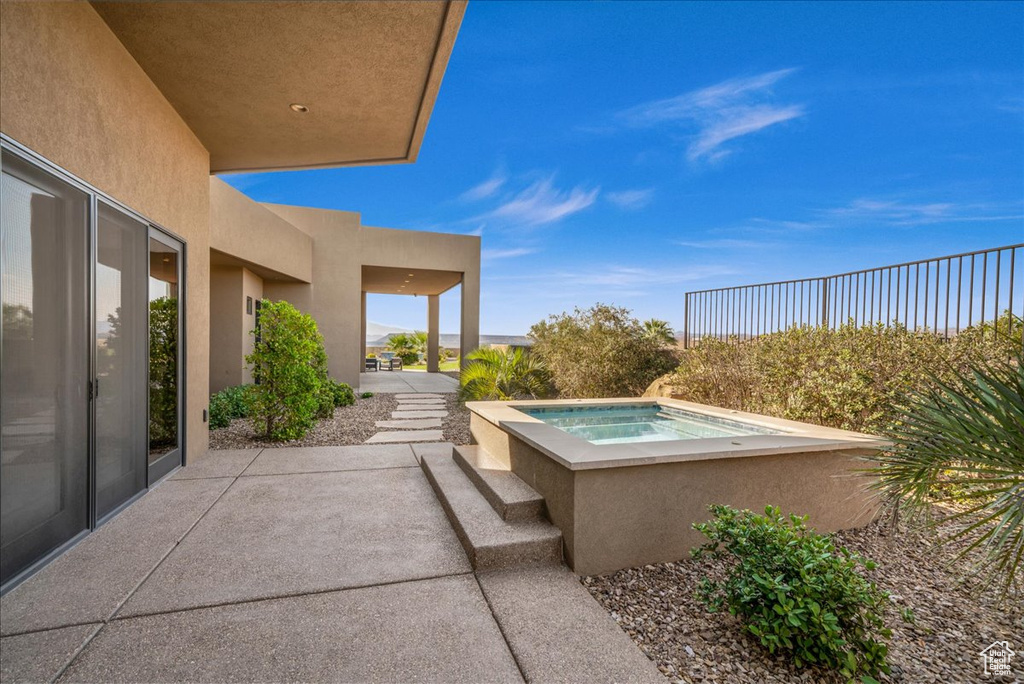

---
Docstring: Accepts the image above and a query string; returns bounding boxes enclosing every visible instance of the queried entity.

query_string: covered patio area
[358,369,459,394]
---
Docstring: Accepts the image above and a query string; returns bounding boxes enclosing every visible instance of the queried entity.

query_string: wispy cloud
[482,178,599,227]
[676,238,770,249]
[824,198,1023,226]
[607,188,655,210]
[482,247,538,261]
[460,172,507,202]
[621,68,805,163]
[490,263,737,298]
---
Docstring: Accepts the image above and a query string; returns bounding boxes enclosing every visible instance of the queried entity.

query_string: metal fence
[682,244,1024,348]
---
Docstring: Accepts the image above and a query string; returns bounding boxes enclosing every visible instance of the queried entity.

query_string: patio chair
[364,357,378,371]
[389,357,403,371]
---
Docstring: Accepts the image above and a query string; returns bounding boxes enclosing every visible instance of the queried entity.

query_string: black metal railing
[682,244,1024,348]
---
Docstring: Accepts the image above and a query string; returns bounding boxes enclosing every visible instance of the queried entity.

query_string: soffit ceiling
[90,1,465,173]
[362,265,462,296]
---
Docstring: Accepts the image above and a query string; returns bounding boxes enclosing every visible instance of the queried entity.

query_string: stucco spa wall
[1,1,212,457]
[470,413,878,576]
[261,203,481,388]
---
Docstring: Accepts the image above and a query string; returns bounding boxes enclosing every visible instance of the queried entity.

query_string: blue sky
[225,1,1024,336]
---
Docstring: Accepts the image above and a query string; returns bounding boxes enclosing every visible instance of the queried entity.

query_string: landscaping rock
[582,514,1023,683]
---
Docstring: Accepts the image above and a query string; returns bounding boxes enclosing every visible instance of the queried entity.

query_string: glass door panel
[1,150,90,585]
[148,231,182,481]
[95,203,148,519]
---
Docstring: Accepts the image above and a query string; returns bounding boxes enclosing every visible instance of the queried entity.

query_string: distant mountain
[366,332,532,348]
[365,320,413,338]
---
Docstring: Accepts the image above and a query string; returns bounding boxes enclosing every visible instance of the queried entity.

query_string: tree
[642,318,676,346]
[245,300,329,440]
[529,303,678,398]
[458,347,551,401]
[387,330,427,365]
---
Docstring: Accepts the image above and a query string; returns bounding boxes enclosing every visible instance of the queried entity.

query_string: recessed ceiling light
[289,103,309,113]
[408,273,414,277]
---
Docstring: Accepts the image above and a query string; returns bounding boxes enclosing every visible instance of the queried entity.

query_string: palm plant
[642,318,676,346]
[867,346,1023,599]
[387,331,427,364]
[458,347,551,402]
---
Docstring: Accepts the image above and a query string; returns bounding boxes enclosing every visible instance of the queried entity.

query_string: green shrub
[666,316,1021,435]
[148,297,178,448]
[208,385,251,430]
[459,347,551,401]
[387,331,426,365]
[316,378,356,419]
[529,304,677,398]
[693,505,894,681]
[361,391,374,399]
[245,300,329,440]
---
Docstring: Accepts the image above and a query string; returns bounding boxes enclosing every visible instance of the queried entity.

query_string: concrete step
[421,452,562,571]
[453,445,545,522]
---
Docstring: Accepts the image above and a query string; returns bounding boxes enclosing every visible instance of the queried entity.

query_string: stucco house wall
[1,0,212,457]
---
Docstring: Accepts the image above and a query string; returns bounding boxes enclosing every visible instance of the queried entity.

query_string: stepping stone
[375,418,442,429]
[397,399,448,405]
[392,411,448,420]
[397,404,445,412]
[365,430,443,444]
[395,393,444,399]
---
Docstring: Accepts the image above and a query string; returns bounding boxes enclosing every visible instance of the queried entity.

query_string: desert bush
[459,347,551,401]
[667,316,1020,435]
[693,505,894,681]
[245,300,328,440]
[208,385,251,429]
[318,378,356,419]
[529,304,677,398]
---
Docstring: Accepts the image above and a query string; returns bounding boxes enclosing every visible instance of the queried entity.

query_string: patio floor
[358,370,458,394]
[0,442,663,683]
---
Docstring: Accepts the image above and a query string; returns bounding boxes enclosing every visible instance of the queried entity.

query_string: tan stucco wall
[209,178,313,282]
[241,268,264,385]
[260,203,481,387]
[1,0,211,458]
[209,266,264,393]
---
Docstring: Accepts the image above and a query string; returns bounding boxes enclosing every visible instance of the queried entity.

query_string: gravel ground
[583,513,1023,684]
[209,392,472,448]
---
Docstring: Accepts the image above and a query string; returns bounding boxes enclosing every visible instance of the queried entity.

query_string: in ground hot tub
[466,398,888,575]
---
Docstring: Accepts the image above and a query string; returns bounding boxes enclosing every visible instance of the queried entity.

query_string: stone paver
[375,418,442,429]
[0,478,233,636]
[171,449,262,480]
[62,576,522,684]
[119,468,469,617]
[0,623,99,684]
[365,430,444,444]
[242,444,415,476]
[396,398,447,405]
[395,393,444,399]
[392,410,448,419]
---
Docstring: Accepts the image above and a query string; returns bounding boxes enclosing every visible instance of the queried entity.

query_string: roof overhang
[362,265,462,296]
[90,1,465,173]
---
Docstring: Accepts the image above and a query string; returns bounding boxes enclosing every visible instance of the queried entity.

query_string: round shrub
[245,300,328,440]
[208,384,251,430]
[693,505,895,681]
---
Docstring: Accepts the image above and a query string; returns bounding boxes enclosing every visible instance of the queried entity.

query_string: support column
[459,270,480,369]
[360,290,367,373]
[427,294,440,373]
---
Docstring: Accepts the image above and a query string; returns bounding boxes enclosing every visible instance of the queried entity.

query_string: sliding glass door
[1,142,186,589]
[147,231,183,482]
[1,150,91,585]
[95,203,149,519]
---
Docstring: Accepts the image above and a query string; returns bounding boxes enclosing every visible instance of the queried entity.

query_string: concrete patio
[358,369,459,394]
[0,442,664,683]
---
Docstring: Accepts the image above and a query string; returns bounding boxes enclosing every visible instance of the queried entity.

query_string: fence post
[819,278,829,328]
[683,293,690,349]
